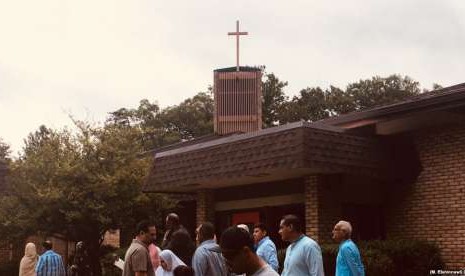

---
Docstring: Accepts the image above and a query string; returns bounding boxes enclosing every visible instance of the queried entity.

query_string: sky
[0,0,464,155]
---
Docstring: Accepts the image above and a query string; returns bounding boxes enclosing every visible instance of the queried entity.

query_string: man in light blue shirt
[279,214,324,276]
[192,222,229,276]
[332,220,365,276]
[36,240,66,276]
[253,223,279,272]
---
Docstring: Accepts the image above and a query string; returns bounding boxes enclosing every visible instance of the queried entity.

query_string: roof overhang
[143,122,387,193]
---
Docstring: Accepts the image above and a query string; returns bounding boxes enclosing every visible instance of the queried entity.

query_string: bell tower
[213,21,262,135]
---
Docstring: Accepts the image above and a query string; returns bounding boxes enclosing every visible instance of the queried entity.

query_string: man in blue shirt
[192,222,229,276]
[279,214,324,276]
[253,223,279,272]
[36,240,66,276]
[332,220,365,276]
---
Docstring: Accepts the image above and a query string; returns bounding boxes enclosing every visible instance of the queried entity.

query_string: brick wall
[0,242,12,265]
[304,175,320,241]
[196,189,215,226]
[386,123,465,269]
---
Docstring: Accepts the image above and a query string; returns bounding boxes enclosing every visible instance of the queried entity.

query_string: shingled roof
[143,121,386,193]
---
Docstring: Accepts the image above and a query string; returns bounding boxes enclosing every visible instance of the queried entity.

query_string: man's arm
[35,255,45,275]
[305,244,324,276]
[263,243,279,271]
[58,255,66,276]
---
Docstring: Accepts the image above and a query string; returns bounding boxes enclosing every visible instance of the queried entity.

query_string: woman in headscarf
[155,250,186,276]
[19,242,38,276]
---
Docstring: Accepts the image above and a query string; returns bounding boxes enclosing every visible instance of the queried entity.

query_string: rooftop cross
[228,20,248,72]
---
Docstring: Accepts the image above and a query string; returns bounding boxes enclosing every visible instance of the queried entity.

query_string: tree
[278,87,329,123]
[262,73,288,127]
[0,123,174,275]
[344,75,421,111]
[160,91,214,140]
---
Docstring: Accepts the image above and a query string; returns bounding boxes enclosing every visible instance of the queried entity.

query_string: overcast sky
[1,0,464,154]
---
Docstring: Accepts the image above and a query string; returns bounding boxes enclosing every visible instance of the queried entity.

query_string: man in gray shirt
[192,222,229,276]
[123,220,156,276]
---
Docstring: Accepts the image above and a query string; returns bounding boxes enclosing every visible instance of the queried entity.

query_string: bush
[321,239,444,276]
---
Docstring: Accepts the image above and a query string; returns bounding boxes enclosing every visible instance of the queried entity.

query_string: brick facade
[304,176,320,241]
[386,123,465,268]
[196,189,215,226]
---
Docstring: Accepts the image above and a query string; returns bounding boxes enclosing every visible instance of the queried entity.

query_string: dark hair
[281,214,302,232]
[253,223,267,234]
[199,222,215,240]
[42,240,53,250]
[220,226,254,251]
[173,265,194,276]
[136,220,155,234]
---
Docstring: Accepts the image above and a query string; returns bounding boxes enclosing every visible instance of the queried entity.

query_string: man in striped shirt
[36,240,66,276]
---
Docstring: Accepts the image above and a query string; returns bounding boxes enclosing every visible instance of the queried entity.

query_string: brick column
[304,175,320,242]
[196,189,215,226]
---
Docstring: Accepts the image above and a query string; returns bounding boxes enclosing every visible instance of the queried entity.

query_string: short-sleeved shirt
[123,239,155,276]
[251,264,280,276]
[281,235,324,276]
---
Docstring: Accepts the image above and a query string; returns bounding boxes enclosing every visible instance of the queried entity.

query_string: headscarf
[19,242,38,276]
[155,250,185,276]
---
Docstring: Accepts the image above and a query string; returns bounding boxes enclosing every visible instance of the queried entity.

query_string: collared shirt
[255,236,279,272]
[192,239,228,276]
[281,235,324,276]
[35,250,66,276]
[336,240,365,276]
[123,239,155,276]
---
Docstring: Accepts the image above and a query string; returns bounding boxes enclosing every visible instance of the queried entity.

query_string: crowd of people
[17,213,365,276]
[121,213,365,276]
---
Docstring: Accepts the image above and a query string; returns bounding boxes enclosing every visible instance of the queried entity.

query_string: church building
[143,22,464,268]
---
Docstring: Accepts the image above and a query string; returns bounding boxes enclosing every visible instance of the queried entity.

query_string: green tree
[160,91,214,140]
[344,75,421,111]
[0,123,173,275]
[278,87,329,123]
[262,73,289,127]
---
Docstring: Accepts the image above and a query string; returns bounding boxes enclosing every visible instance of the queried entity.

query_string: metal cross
[228,20,248,72]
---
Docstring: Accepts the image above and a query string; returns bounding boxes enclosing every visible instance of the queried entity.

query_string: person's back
[193,239,228,276]
[36,241,66,276]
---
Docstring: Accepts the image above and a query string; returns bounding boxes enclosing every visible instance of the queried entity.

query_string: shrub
[320,239,444,276]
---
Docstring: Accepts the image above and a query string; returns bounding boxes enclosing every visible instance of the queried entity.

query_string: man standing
[192,222,229,276]
[332,221,365,276]
[162,213,195,266]
[252,223,279,272]
[279,215,324,276]
[220,226,279,276]
[123,220,156,276]
[161,213,182,248]
[36,240,66,276]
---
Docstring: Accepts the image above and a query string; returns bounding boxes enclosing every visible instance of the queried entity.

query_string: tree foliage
[0,123,174,275]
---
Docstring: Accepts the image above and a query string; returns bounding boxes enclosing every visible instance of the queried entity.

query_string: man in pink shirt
[147,223,161,272]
